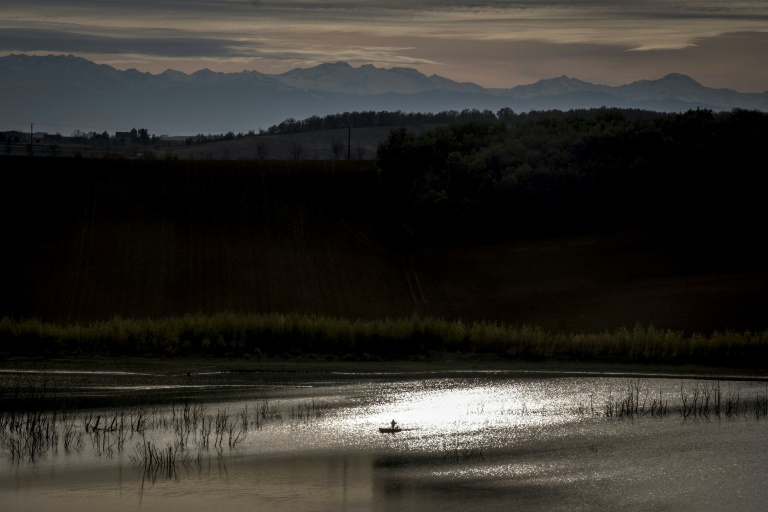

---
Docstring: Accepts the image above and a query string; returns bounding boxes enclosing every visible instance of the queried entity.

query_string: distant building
[41,133,62,144]
[1,130,28,142]
[115,128,137,144]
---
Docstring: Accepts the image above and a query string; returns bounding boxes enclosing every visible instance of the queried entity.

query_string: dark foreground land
[3,157,765,331]
[1,110,767,370]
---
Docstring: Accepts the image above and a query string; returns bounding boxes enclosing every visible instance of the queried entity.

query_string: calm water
[1,368,768,511]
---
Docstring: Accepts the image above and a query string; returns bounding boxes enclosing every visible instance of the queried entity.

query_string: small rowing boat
[378,427,402,433]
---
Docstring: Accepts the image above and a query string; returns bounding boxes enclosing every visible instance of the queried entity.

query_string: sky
[2,0,768,92]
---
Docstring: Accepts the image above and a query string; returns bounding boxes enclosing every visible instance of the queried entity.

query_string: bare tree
[355,141,367,160]
[256,141,269,160]
[289,142,303,160]
[330,138,344,159]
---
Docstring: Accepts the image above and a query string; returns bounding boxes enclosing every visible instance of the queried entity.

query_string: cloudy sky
[3,0,768,91]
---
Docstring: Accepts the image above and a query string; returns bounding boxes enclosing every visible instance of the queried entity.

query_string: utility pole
[29,123,34,157]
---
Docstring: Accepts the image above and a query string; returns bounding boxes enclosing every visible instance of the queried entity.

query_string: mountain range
[2,54,767,136]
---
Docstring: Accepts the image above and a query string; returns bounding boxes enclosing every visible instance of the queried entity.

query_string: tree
[330,138,344,159]
[355,141,367,160]
[137,128,151,144]
[256,141,269,160]
[289,142,303,160]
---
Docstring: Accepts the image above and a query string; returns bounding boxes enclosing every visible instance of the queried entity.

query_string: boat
[378,427,402,433]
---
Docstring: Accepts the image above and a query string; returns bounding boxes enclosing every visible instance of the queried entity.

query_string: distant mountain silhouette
[1,54,766,135]
[270,61,487,95]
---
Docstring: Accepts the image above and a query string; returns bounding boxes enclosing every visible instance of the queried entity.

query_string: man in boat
[391,419,398,430]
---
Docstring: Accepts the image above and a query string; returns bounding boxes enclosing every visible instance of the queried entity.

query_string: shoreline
[3,353,767,381]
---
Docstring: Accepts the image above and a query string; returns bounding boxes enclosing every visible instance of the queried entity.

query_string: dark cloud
[0,28,256,58]
[2,0,767,90]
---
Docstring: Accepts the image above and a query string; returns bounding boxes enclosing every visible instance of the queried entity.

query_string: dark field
[2,156,766,346]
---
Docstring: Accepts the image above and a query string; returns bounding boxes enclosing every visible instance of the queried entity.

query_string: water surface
[2,368,767,511]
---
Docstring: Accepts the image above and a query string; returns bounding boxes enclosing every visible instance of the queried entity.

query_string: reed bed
[596,380,768,420]
[602,380,670,418]
[0,411,58,461]
[1,314,766,366]
[253,397,283,428]
[62,415,84,452]
[0,394,307,465]
[130,440,193,478]
[289,399,329,422]
[679,381,768,420]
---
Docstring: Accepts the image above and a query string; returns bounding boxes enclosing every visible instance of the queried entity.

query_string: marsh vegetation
[2,314,766,367]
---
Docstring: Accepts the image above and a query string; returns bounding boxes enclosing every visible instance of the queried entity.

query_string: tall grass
[1,314,767,366]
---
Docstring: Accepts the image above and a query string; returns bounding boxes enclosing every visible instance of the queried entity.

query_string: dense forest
[376,108,767,243]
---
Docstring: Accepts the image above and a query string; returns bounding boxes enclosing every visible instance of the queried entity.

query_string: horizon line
[5,51,765,94]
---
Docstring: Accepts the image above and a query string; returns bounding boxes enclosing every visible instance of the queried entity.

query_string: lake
[2,366,767,511]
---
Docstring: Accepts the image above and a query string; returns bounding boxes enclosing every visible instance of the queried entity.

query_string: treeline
[260,106,663,135]
[376,108,768,242]
[70,128,161,145]
[183,109,516,146]
[179,105,681,150]
[184,130,256,145]
[1,314,766,366]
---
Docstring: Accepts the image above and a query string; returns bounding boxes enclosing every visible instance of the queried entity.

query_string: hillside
[2,156,766,335]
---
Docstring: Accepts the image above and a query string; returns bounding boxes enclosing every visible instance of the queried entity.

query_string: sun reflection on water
[245,377,608,458]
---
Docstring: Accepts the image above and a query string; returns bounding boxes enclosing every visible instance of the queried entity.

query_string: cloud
[0,28,246,58]
[361,31,768,91]
[2,1,767,89]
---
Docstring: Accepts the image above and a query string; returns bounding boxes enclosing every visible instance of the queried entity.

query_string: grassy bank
[1,313,766,368]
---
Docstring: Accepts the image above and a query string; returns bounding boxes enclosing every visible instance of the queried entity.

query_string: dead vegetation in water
[0,389,327,468]
[2,374,766,471]
[289,399,329,422]
[591,379,768,420]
